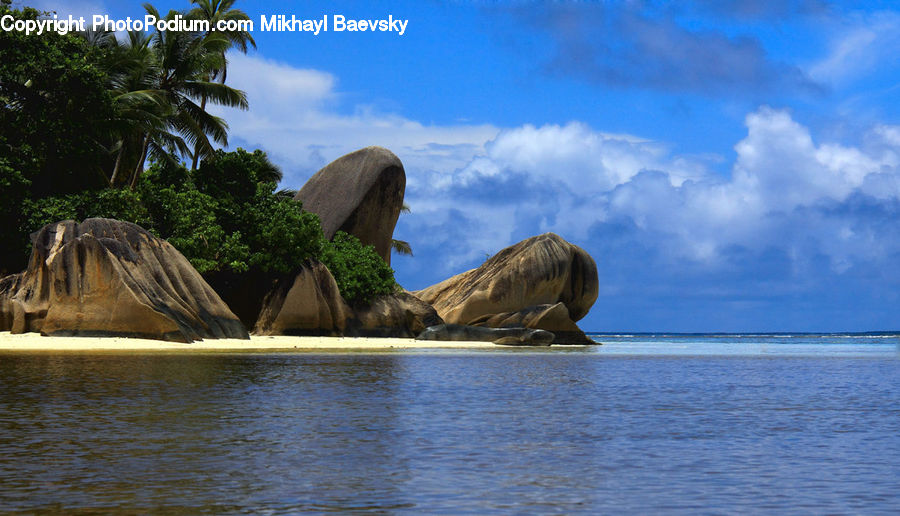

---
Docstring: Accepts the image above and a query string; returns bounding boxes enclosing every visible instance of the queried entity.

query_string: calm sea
[1,334,899,514]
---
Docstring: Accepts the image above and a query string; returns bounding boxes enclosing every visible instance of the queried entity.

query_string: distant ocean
[590,331,900,356]
[2,334,898,513]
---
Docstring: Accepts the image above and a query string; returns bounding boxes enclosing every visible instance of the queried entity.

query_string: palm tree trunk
[190,94,208,171]
[130,133,151,190]
[110,144,125,187]
[190,67,226,170]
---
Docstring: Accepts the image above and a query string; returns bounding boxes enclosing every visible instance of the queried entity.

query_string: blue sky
[26,0,900,332]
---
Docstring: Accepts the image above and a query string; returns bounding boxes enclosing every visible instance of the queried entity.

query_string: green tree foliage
[0,2,400,308]
[0,6,115,272]
[120,4,247,189]
[188,0,256,170]
[0,3,246,272]
[0,152,34,273]
[193,148,281,201]
[23,188,152,231]
[15,149,318,277]
[0,7,115,196]
[242,182,323,274]
[321,232,399,306]
[137,150,320,275]
[136,176,247,274]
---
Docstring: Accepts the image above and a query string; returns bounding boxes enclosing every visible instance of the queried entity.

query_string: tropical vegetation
[0,2,398,307]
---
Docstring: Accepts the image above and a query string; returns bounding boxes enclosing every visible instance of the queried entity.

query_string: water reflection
[2,350,899,513]
[391,355,607,512]
[0,354,413,512]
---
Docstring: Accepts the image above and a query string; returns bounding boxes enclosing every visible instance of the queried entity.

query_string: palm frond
[391,239,413,256]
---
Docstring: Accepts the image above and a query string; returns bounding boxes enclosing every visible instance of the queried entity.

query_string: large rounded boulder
[0,219,247,342]
[253,259,349,336]
[414,233,598,343]
[252,259,443,338]
[294,146,405,264]
[344,292,443,338]
[467,303,595,345]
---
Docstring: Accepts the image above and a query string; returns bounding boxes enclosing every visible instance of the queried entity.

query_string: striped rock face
[414,233,599,344]
[0,218,247,343]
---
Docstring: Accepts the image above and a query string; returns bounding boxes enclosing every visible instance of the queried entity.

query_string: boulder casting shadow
[294,146,405,265]
[252,259,443,338]
[415,233,599,344]
[0,218,248,342]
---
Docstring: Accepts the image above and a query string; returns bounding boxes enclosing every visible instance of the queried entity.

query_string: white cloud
[731,107,882,209]
[230,54,335,103]
[400,106,900,276]
[392,121,718,270]
[212,53,499,187]
[206,53,900,284]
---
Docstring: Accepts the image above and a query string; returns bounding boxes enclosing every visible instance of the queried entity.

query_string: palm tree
[391,239,413,256]
[103,30,180,187]
[127,5,248,188]
[76,27,171,187]
[392,203,413,256]
[188,0,255,170]
[80,28,117,49]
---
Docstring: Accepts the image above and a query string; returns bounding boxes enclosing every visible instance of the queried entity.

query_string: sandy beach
[0,331,513,351]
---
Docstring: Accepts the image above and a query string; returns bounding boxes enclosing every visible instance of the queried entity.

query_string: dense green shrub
[17,148,399,307]
[0,7,115,196]
[0,6,115,273]
[17,150,320,276]
[242,182,323,274]
[178,149,322,275]
[137,181,248,274]
[321,231,399,306]
[193,148,281,202]
[23,188,152,229]
[0,4,399,304]
[135,154,323,276]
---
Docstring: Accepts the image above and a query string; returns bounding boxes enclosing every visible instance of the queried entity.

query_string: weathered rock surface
[468,303,595,345]
[252,260,443,338]
[345,292,443,338]
[252,260,349,336]
[414,233,598,343]
[0,274,23,331]
[416,324,554,346]
[294,146,405,264]
[0,218,247,342]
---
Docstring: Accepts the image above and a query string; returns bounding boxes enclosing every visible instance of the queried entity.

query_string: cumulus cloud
[418,107,900,264]
[398,121,715,271]
[212,53,499,187]
[388,106,900,329]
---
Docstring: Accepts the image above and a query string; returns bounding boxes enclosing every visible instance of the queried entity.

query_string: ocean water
[1,334,899,513]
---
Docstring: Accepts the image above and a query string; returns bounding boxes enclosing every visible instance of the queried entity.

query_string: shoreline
[0,331,528,352]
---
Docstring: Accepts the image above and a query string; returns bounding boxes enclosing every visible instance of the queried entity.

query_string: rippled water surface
[2,336,900,513]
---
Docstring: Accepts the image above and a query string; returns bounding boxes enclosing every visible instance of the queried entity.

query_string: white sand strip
[0,332,501,351]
